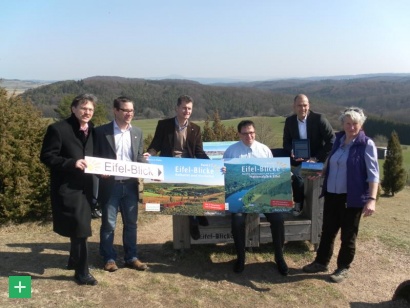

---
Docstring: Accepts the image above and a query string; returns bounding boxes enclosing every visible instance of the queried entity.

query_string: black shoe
[91,199,102,219]
[302,261,328,273]
[74,273,98,286]
[233,259,245,273]
[276,258,289,276]
[190,224,200,240]
[91,208,102,219]
[197,216,209,226]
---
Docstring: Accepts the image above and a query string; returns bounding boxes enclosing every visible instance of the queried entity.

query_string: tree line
[21,77,295,122]
[20,76,410,143]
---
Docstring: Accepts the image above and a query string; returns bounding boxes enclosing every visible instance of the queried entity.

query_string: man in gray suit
[283,94,335,216]
[94,96,148,272]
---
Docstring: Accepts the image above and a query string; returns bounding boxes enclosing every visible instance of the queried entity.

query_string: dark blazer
[94,121,145,205]
[283,110,335,165]
[147,117,209,159]
[40,114,94,238]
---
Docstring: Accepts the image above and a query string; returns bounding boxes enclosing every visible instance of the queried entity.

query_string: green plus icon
[9,276,31,298]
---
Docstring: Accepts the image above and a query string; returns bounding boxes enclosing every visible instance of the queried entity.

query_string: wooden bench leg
[246,213,260,248]
[172,216,191,250]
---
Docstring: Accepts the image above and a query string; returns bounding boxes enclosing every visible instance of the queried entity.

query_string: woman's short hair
[339,107,367,125]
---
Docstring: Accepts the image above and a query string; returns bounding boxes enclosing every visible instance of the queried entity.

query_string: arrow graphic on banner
[84,156,164,181]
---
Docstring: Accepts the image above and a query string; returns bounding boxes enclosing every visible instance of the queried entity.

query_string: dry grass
[1,188,409,307]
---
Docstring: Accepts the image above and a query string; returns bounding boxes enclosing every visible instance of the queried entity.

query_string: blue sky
[1,0,409,81]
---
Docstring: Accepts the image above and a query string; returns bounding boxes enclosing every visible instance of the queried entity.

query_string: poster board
[143,157,226,216]
[224,158,293,213]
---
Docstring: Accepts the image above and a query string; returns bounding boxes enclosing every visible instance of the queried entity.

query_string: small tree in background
[381,131,407,196]
[144,134,153,152]
[0,87,51,222]
[202,110,237,142]
[202,117,215,141]
[255,120,275,149]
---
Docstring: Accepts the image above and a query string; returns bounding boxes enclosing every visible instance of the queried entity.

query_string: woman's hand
[362,199,376,217]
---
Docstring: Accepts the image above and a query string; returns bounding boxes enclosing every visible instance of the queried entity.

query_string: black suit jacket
[283,110,335,165]
[94,121,145,204]
[148,117,209,159]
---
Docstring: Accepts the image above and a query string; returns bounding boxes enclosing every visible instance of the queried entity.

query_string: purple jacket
[321,130,371,208]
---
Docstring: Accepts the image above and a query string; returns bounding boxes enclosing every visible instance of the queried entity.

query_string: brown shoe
[104,261,118,272]
[125,259,148,271]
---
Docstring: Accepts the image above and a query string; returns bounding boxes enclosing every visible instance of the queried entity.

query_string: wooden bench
[172,178,324,250]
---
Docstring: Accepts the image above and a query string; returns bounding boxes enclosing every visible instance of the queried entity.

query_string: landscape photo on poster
[300,162,324,177]
[203,141,237,159]
[143,157,226,216]
[224,158,293,213]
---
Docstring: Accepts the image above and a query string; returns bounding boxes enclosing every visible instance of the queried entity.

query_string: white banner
[84,156,164,180]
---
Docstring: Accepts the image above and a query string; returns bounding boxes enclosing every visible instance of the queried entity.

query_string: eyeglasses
[79,107,94,112]
[118,108,134,114]
[240,131,255,136]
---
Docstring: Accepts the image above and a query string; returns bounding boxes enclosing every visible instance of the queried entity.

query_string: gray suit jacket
[94,121,145,205]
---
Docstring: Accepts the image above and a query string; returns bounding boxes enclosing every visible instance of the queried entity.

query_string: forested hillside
[229,74,410,124]
[19,75,410,143]
[20,76,295,121]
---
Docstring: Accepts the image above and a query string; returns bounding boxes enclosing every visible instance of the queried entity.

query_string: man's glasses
[240,131,255,136]
[79,107,94,112]
[118,108,134,114]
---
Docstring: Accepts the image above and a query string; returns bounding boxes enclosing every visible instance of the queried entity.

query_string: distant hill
[15,74,410,127]
[0,79,53,96]
[17,74,410,126]
[6,74,410,143]
[19,76,297,121]
[223,74,410,124]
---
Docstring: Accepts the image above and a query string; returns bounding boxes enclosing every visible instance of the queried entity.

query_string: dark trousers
[70,237,89,276]
[291,174,304,205]
[231,212,285,261]
[315,193,363,269]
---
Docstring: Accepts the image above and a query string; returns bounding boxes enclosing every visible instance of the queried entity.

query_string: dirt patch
[1,188,409,307]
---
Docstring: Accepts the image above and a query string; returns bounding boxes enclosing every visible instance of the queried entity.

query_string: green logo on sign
[9,276,31,298]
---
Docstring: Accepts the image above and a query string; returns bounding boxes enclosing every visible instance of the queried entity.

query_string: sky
[1,0,410,81]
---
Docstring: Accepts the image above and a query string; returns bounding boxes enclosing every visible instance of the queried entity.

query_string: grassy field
[135,116,286,150]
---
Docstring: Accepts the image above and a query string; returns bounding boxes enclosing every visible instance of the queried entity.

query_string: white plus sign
[14,281,26,293]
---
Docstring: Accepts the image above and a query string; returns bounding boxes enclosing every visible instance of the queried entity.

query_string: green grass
[133,116,286,148]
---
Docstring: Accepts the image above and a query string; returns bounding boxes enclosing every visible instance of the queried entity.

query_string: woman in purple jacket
[302,107,379,283]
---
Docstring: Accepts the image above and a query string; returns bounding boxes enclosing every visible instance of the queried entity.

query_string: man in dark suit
[94,96,148,272]
[40,94,98,286]
[283,94,335,216]
[146,95,209,239]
